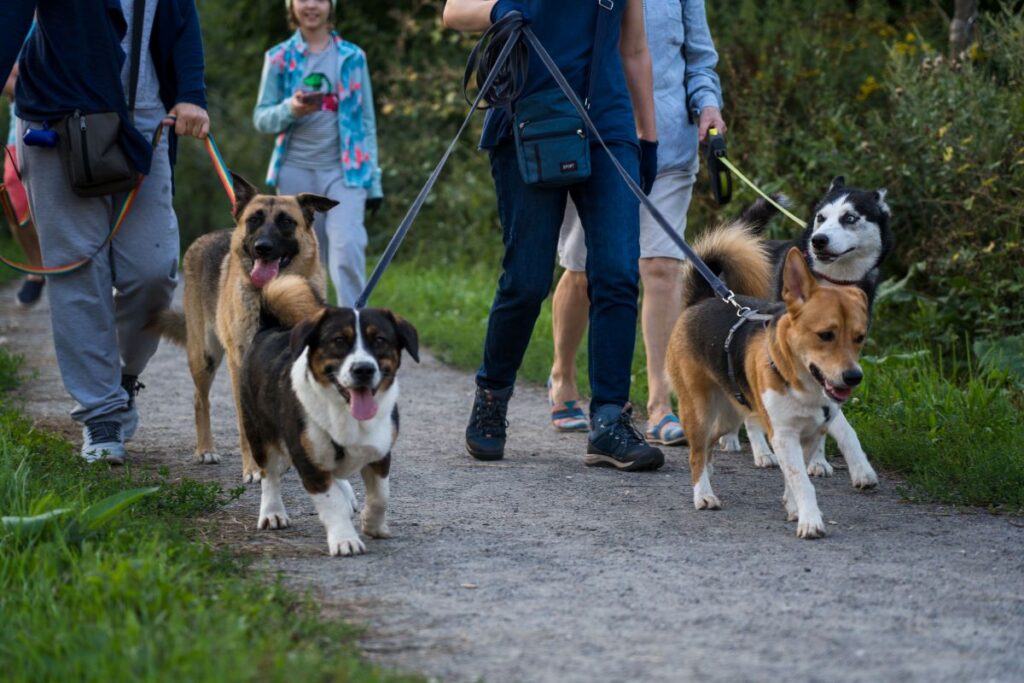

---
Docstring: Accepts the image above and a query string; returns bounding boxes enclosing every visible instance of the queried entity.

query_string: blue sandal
[646,414,687,446]
[547,377,589,432]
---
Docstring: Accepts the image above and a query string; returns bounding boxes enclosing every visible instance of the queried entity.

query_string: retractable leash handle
[704,126,732,206]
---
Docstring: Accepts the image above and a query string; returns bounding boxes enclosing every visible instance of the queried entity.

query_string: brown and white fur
[666,226,870,538]
[240,276,419,556]
[151,173,336,481]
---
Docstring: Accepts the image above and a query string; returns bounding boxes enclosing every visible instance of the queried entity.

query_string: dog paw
[257,510,290,530]
[807,458,834,478]
[753,450,778,468]
[196,451,221,465]
[693,492,722,510]
[718,433,742,452]
[851,466,879,490]
[327,533,366,557]
[242,469,263,484]
[361,519,392,539]
[783,491,799,521]
[796,511,826,539]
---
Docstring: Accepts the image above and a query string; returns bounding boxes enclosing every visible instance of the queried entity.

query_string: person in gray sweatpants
[4,0,209,464]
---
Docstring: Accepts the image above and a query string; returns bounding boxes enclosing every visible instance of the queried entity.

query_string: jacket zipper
[79,112,94,184]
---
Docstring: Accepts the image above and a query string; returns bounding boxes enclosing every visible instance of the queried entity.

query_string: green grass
[373,263,1024,512]
[371,260,652,407]
[0,349,418,682]
[0,233,24,286]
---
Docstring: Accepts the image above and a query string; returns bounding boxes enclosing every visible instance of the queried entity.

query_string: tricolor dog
[240,276,419,556]
[666,226,871,538]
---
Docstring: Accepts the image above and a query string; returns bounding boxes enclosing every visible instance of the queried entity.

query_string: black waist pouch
[59,111,139,198]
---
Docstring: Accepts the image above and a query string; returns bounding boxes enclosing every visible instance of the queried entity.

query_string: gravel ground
[2,284,1023,683]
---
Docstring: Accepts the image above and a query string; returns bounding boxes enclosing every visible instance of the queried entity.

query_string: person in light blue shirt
[548,0,727,446]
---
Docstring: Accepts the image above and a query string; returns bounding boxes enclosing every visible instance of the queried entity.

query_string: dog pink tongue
[349,387,378,421]
[250,259,279,288]
[828,382,852,402]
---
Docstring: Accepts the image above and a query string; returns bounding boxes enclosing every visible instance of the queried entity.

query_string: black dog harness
[723,309,785,409]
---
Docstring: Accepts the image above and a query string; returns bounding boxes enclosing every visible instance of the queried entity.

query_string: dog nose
[811,233,830,250]
[253,238,274,259]
[350,362,376,384]
[842,368,863,387]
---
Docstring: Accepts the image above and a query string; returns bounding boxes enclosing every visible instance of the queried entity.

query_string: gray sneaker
[81,421,126,465]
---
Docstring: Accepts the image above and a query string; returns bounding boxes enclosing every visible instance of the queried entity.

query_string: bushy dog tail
[682,223,773,307]
[739,193,791,234]
[149,310,188,347]
[261,275,325,327]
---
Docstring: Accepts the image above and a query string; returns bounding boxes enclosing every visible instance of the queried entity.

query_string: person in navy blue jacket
[0,0,209,464]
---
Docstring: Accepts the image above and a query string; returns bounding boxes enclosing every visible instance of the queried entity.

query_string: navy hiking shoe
[465,385,513,461]
[120,374,145,441]
[15,277,45,308]
[585,404,665,471]
[81,420,126,465]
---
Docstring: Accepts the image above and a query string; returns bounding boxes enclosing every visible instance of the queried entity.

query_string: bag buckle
[598,0,614,10]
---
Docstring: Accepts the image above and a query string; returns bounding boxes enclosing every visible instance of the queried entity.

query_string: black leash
[358,12,750,315]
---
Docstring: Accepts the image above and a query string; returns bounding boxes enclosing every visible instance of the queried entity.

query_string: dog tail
[739,193,790,234]
[149,310,188,347]
[262,275,325,327]
[682,222,773,307]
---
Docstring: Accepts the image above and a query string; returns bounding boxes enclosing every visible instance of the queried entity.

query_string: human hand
[490,0,531,24]
[698,106,727,143]
[289,91,321,118]
[366,197,383,216]
[169,102,210,139]
[639,139,658,195]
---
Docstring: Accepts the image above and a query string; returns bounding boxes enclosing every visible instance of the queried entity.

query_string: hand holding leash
[168,102,210,139]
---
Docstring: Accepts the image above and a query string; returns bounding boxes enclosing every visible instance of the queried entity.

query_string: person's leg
[549,198,590,429]
[635,169,697,444]
[319,170,367,308]
[17,119,126,459]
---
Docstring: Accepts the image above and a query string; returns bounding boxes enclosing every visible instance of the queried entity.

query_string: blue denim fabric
[477,141,640,415]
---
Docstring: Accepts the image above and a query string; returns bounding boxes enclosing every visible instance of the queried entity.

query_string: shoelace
[86,421,121,444]
[122,377,146,398]
[609,411,646,446]
[474,394,509,436]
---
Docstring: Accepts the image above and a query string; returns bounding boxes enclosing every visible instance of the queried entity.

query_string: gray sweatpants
[276,164,368,307]
[17,107,178,426]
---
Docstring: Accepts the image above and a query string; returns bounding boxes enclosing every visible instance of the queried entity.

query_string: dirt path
[3,284,1023,683]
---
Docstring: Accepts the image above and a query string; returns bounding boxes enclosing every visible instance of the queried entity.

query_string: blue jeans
[477,141,640,416]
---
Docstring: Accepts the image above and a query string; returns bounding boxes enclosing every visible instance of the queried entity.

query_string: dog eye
[246,215,261,229]
[854,334,866,344]
[332,336,347,346]
[843,213,859,224]
[817,331,835,342]
[374,335,388,346]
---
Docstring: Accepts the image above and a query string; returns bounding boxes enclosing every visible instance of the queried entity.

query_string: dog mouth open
[331,378,379,421]
[249,255,293,288]
[809,364,853,403]
[813,246,856,264]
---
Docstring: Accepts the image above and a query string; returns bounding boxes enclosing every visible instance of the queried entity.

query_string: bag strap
[583,0,614,109]
[127,0,145,115]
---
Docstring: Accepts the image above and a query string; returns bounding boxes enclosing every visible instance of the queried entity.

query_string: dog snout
[842,367,863,387]
[811,233,830,250]
[350,362,377,385]
[253,238,275,259]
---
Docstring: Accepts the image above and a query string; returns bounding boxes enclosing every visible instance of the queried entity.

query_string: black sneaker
[465,385,513,461]
[120,374,145,441]
[585,404,665,471]
[15,277,45,308]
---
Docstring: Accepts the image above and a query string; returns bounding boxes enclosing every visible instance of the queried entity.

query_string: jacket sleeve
[0,0,36,86]
[253,50,296,134]
[360,54,383,199]
[681,0,723,121]
[172,0,207,108]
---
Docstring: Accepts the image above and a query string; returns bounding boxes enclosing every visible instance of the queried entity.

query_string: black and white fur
[720,177,890,488]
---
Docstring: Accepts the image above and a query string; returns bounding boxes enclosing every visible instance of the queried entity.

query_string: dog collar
[803,250,863,286]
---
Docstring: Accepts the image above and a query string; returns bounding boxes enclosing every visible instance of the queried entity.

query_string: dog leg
[188,339,222,465]
[227,359,261,483]
[310,480,365,557]
[745,417,778,468]
[771,430,825,539]
[360,455,391,539]
[805,436,834,477]
[689,436,721,510]
[718,430,742,452]
[256,452,290,530]
[828,410,878,490]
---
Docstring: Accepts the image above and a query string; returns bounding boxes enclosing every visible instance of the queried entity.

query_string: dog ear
[230,172,259,220]
[386,311,420,363]
[874,188,891,215]
[289,316,321,361]
[828,176,845,193]
[296,193,340,227]
[781,247,816,309]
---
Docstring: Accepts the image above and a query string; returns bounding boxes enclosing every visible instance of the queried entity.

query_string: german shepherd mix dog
[666,226,871,538]
[153,173,337,481]
[718,178,890,485]
[240,276,419,556]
